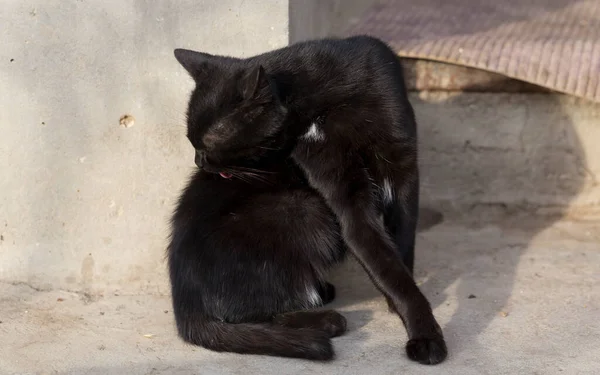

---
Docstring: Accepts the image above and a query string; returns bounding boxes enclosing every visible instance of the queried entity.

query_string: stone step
[413,92,600,216]
[402,59,550,93]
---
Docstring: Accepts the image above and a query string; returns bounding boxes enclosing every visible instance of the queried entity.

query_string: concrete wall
[0,0,289,295]
[289,0,372,43]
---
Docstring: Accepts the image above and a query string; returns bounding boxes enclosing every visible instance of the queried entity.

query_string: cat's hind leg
[382,171,418,315]
[382,170,419,274]
[293,139,447,365]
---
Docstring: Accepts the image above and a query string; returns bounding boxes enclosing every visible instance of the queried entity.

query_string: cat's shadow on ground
[325,91,585,363]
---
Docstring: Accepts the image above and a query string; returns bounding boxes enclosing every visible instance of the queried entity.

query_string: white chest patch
[301,123,325,142]
[382,178,394,205]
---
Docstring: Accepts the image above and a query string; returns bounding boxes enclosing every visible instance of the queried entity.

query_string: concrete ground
[2,209,599,375]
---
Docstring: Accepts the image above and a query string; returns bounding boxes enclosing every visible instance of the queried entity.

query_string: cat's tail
[177,310,347,361]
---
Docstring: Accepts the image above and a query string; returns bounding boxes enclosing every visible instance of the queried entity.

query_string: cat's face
[174,49,287,178]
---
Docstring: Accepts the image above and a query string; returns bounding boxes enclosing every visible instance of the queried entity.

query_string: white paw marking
[382,178,394,205]
[302,123,325,141]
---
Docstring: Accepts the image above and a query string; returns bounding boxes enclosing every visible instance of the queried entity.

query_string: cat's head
[174,49,288,179]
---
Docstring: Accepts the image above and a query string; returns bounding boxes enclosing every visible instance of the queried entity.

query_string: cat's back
[257,35,399,73]
[282,35,394,60]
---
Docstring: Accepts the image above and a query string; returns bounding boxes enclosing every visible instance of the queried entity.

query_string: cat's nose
[194,150,205,169]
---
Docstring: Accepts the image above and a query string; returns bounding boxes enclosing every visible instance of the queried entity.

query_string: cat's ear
[240,65,272,100]
[174,49,218,80]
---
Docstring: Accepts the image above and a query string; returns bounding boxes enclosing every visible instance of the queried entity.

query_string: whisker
[243,171,267,181]
[232,166,276,175]
[243,171,274,185]
[220,166,277,185]
[231,172,251,183]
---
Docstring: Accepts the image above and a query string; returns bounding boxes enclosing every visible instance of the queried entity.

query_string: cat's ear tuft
[241,65,271,100]
[174,48,216,80]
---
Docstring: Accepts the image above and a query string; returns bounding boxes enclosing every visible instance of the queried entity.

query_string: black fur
[170,35,446,363]
[168,160,347,360]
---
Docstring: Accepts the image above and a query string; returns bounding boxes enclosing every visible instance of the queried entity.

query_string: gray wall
[289,0,373,43]
[0,0,289,294]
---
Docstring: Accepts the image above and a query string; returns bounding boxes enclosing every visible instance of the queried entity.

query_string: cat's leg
[293,149,446,365]
[382,170,418,274]
[273,310,347,338]
[376,155,447,364]
[383,172,418,313]
[383,171,418,314]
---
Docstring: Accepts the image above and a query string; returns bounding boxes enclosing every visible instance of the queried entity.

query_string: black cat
[170,35,447,364]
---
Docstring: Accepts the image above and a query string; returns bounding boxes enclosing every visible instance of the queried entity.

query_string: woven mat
[348,0,600,102]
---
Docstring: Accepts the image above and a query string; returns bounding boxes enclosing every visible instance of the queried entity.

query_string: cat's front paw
[405,336,447,365]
